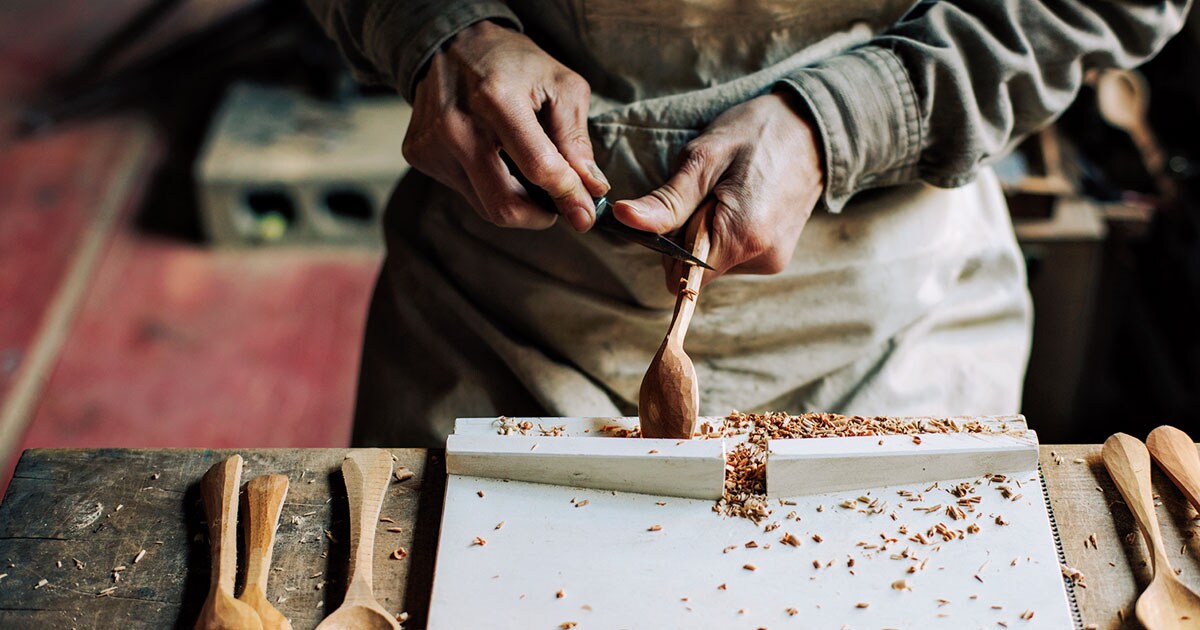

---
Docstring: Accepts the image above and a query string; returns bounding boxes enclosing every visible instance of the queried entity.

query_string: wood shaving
[394,467,415,483]
[743,564,757,571]
[648,525,663,532]
[391,547,408,561]
[133,549,146,564]
[387,527,404,533]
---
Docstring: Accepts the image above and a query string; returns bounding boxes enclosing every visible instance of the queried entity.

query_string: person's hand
[403,20,609,231]
[613,92,825,289]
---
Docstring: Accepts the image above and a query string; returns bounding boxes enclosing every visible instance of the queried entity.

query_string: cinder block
[196,82,411,247]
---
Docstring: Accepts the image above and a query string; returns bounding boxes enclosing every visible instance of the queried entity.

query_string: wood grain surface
[1046,444,1200,630]
[0,448,443,629]
[0,444,1196,629]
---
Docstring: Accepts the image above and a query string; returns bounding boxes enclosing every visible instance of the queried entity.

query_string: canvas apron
[353,0,1033,448]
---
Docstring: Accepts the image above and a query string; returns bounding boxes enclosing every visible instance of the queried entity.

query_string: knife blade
[499,153,714,270]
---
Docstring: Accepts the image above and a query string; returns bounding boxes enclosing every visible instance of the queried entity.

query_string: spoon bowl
[639,336,699,439]
[1136,574,1200,629]
[317,603,400,630]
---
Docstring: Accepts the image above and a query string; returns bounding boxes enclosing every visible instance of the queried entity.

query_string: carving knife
[501,153,714,269]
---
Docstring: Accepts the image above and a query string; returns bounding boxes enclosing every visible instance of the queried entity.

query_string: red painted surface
[19,238,379,450]
[0,120,145,404]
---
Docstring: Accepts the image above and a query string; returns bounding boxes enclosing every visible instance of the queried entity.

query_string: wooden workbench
[0,445,1193,629]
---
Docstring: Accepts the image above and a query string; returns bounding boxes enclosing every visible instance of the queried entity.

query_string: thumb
[612,143,723,234]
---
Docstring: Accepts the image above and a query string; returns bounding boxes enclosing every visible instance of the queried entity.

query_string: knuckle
[678,142,713,174]
[471,78,510,110]
[486,204,523,228]
[559,72,590,99]
[527,154,571,190]
[650,184,687,218]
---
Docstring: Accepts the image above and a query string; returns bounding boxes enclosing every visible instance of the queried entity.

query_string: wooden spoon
[1096,69,1176,202]
[638,203,714,439]
[1148,425,1200,512]
[1102,433,1200,629]
[239,474,292,630]
[316,449,399,630]
[196,455,264,630]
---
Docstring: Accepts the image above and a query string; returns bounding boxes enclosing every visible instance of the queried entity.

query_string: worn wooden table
[0,445,1193,629]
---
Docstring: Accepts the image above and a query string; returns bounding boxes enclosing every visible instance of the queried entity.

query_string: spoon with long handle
[1102,433,1200,629]
[239,474,292,630]
[1147,425,1200,513]
[638,202,714,439]
[196,455,264,630]
[1096,69,1178,203]
[315,449,399,629]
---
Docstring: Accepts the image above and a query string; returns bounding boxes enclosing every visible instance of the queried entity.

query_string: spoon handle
[200,455,244,595]
[1147,425,1200,513]
[1103,433,1174,574]
[242,474,289,596]
[666,201,714,341]
[342,449,394,603]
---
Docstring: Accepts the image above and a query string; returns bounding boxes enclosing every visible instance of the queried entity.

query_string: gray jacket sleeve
[781,1,1191,212]
[304,0,521,102]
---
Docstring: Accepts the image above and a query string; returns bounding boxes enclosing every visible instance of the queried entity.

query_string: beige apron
[353,0,1033,447]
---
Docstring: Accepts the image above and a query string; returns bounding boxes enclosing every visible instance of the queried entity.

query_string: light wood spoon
[1096,69,1177,202]
[639,202,714,439]
[239,474,292,630]
[196,455,264,630]
[1102,433,1200,629]
[1148,426,1200,514]
[316,449,399,630]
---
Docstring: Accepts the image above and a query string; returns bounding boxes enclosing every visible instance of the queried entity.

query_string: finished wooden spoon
[1102,433,1200,630]
[239,474,292,630]
[1147,425,1200,513]
[196,455,264,630]
[638,202,714,439]
[315,449,399,630]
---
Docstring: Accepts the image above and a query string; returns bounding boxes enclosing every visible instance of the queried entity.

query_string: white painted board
[446,433,727,500]
[429,415,1071,629]
[766,431,1040,497]
[428,471,1072,629]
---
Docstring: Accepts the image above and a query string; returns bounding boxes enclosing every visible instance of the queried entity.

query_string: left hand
[612,91,825,291]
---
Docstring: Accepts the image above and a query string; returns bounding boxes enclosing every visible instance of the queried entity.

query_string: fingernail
[566,205,593,232]
[587,161,610,189]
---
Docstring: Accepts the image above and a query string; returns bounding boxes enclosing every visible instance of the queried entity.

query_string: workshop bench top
[0,445,1191,629]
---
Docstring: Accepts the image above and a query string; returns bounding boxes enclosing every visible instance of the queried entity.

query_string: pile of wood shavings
[714,411,1001,523]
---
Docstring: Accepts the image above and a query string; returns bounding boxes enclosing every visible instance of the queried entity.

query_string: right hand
[403,20,609,231]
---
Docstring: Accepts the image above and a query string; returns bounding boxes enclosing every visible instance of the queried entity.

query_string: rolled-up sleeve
[780,0,1191,212]
[305,0,522,101]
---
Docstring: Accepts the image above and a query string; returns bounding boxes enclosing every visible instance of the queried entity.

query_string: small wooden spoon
[316,450,399,630]
[196,455,264,630]
[1147,426,1200,514]
[239,474,292,630]
[638,203,714,439]
[1096,69,1176,202]
[1102,433,1200,629]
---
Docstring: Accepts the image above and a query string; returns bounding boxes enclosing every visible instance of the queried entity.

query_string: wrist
[767,90,826,188]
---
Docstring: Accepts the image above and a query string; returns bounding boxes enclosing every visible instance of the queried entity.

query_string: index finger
[483,102,596,230]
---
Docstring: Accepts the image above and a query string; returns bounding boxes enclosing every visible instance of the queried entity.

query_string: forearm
[305,0,521,100]
[780,0,1191,212]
